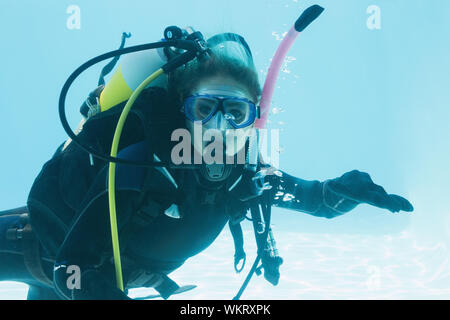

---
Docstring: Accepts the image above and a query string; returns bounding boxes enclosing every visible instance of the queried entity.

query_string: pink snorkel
[255,5,324,129]
[233,7,325,301]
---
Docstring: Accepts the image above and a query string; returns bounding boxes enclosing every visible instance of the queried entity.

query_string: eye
[229,109,243,119]
[193,98,216,119]
[198,105,212,116]
[225,101,249,124]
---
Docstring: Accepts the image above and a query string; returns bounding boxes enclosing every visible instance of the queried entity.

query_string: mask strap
[207,33,254,63]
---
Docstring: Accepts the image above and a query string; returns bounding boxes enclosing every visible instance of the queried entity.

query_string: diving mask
[184,84,258,182]
[184,94,258,129]
[184,84,257,156]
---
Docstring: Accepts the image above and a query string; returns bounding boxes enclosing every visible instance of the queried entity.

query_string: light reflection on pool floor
[1,229,449,300]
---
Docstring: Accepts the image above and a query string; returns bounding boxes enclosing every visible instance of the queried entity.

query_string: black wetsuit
[53,140,348,299]
[1,87,401,300]
[0,148,347,299]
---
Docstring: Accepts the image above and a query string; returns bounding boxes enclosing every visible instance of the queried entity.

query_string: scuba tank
[80,27,197,118]
[67,33,171,149]
[67,27,196,151]
[98,42,169,112]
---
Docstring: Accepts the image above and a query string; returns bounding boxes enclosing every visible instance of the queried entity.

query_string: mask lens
[223,99,253,127]
[185,95,256,128]
[187,96,218,122]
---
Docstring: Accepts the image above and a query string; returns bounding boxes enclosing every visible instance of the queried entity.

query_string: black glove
[324,170,414,213]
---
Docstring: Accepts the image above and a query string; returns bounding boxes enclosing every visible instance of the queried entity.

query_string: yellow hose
[108,68,165,291]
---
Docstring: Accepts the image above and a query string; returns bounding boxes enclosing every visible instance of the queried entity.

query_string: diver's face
[184,77,256,158]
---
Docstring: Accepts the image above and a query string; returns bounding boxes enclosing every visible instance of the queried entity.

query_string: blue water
[1,0,449,299]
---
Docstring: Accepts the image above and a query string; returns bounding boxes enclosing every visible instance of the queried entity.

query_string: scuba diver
[0,6,413,300]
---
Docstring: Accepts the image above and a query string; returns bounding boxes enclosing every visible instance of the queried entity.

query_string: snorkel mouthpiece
[294,4,325,32]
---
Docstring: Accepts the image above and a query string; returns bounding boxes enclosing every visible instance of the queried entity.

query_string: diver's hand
[325,170,414,213]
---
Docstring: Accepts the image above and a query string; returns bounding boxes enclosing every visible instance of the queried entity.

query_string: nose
[212,111,228,131]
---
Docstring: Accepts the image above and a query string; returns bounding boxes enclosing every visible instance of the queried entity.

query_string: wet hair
[168,34,262,107]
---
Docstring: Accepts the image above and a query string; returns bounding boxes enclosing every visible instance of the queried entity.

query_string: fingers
[366,192,414,213]
[365,190,397,211]
[341,186,411,213]
[328,171,414,213]
[327,177,379,203]
[362,179,413,213]
[389,194,414,212]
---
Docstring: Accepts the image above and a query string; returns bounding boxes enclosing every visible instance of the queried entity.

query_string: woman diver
[0,6,413,300]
